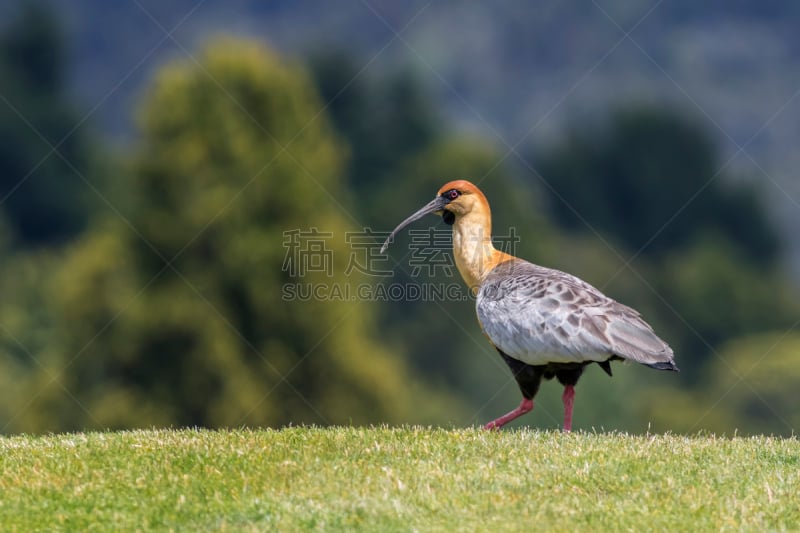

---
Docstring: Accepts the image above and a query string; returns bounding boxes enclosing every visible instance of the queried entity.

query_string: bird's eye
[447,189,460,200]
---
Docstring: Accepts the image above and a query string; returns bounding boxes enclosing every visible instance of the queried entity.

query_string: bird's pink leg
[562,385,575,432]
[483,398,533,430]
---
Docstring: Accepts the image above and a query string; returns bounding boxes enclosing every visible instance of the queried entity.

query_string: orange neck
[451,207,514,292]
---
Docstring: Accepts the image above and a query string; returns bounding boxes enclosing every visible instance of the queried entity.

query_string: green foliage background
[0,5,797,436]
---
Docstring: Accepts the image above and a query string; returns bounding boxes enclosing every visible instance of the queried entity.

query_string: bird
[380,179,678,431]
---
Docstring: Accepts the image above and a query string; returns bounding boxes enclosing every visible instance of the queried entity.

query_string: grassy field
[0,427,798,531]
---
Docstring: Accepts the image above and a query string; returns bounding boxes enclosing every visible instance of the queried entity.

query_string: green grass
[1,428,798,531]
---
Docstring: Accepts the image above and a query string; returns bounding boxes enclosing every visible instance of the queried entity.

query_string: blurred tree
[307,50,439,201]
[6,38,460,432]
[653,237,800,376]
[1,35,794,436]
[0,1,93,245]
[641,331,800,436]
[532,106,798,378]
[534,107,780,266]
[705,332,800,436]
[0,246,67,433]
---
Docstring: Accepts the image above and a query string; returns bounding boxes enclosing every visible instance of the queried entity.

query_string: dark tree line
[0,4,797,435]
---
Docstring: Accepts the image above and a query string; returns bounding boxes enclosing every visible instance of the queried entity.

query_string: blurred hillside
[0,1,798,436]
[25,0,800,273]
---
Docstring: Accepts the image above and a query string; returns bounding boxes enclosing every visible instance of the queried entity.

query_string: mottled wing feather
[476,260,675,368]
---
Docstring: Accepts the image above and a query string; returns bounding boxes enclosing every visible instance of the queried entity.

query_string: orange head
[380,179,492,253]
[436,179,491,223]
[381,179,513,289]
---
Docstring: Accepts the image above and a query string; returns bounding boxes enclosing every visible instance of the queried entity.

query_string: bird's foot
[482,398,533,431]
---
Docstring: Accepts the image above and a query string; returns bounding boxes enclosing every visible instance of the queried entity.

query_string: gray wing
[476,260,676,368]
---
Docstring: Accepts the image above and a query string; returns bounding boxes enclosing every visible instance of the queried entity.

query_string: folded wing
[477,260,676,370]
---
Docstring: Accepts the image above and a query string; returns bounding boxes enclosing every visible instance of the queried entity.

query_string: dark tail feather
[598,360,613,377]
[645,361,680,372]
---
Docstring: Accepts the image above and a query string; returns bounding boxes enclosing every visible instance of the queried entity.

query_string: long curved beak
[380,196,447,253]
